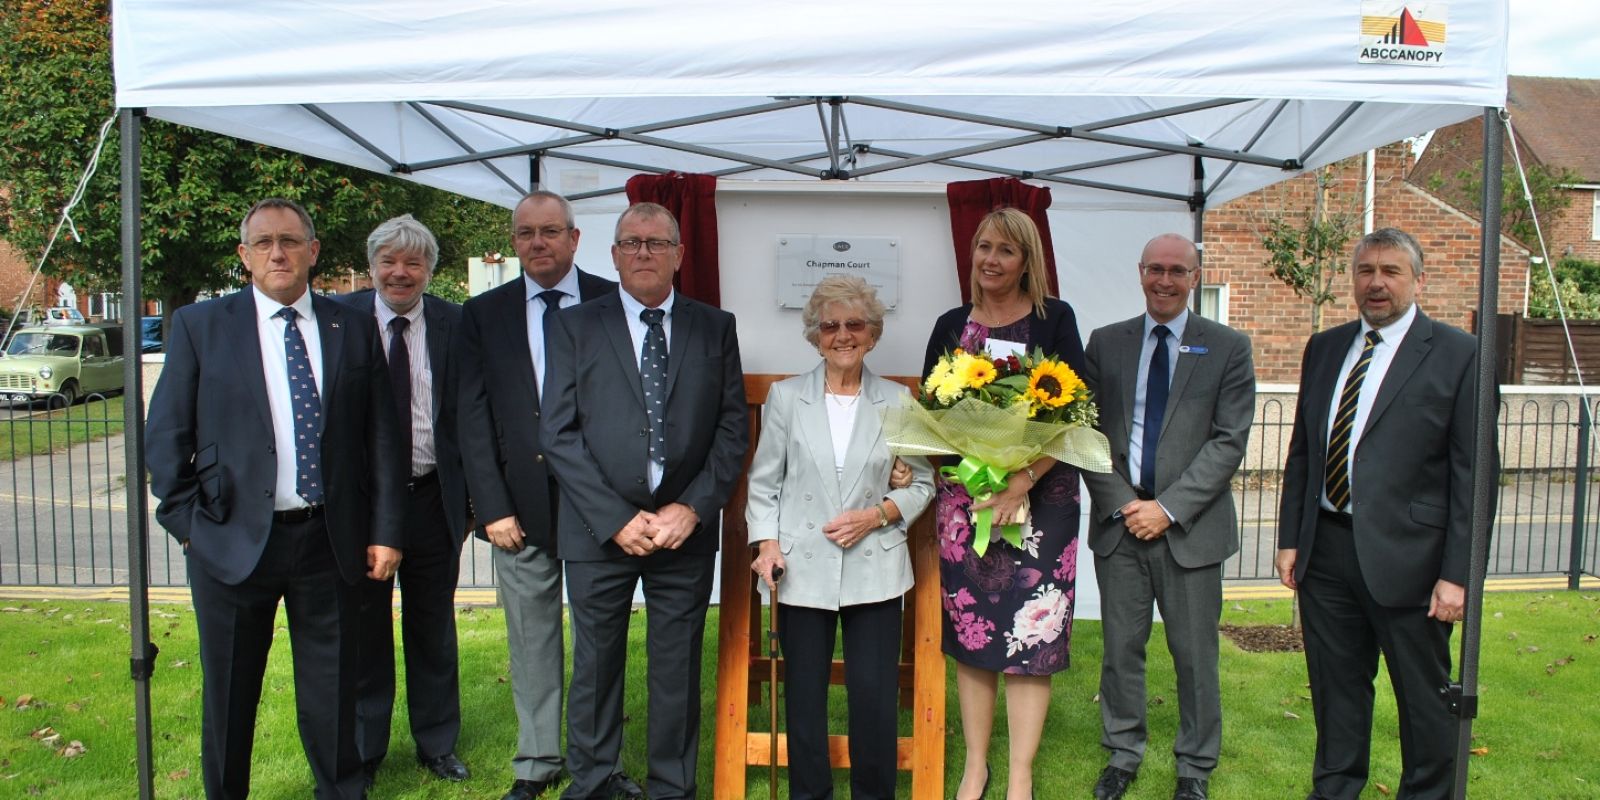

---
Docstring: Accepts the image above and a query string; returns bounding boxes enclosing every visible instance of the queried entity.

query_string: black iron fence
[1,389,1597,589]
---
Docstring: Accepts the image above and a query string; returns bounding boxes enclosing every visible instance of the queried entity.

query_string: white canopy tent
[110,2,1508,797]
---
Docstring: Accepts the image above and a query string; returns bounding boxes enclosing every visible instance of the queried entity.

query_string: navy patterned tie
[277,307,325,505]
[387,316,413,478]
[1139,325,1171,493]
[639,308,668,469]
[1325,330,1381,510]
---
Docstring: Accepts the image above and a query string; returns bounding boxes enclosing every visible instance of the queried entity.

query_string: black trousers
[1299,513,1456,800]
[189,514,363,800]
[355,475,462,765]
[562,552,715,800]
[778,598,903,800]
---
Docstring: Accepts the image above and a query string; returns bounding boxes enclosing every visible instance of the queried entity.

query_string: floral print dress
[938,316,1080,675]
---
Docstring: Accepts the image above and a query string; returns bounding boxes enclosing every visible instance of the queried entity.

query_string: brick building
[1411,76,1600,264]
[1202,142,1529,383]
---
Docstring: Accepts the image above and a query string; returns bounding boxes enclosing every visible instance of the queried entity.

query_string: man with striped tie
[1277,228,1486,800]
[148,198,404,799]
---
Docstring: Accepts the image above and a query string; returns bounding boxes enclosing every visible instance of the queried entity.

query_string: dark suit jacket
[1277,311,1486,607]
[456,269,616,549]
[540,289,749,562]
[1081,313,1256,568]
[922,298,1086,379]
[334,289,469,546]
[147,289,405,585]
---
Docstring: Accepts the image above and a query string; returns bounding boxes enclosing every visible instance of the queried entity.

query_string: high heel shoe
[952,764,991,800]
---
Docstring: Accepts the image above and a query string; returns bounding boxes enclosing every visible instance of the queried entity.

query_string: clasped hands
[612,502,700,556]
[1119,498,1171,540]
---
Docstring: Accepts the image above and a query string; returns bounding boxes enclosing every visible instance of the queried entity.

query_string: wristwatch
[875,503,890,527]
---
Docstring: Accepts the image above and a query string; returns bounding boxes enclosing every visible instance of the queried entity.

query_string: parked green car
[0,324,125,406]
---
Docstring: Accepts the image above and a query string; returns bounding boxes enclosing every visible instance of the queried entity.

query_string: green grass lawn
[0,397,125,461]
[1,592,1597,798]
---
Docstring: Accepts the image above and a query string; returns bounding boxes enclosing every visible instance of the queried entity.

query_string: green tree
[0,1,506,313]
[1261,166,1360,333]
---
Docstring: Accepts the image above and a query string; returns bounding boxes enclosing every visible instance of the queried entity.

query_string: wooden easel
[712,374,945,799]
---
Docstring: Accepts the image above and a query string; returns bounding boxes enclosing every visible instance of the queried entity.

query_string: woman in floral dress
[922,208,1086,800]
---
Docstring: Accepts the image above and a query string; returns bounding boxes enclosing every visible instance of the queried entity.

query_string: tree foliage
[1260,167,1360,333]
[1527,257,1600,320]
[0,0,507,313]
[1420,131,1580,248]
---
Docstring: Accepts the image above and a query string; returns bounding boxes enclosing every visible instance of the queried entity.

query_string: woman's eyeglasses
[819,319,868,334]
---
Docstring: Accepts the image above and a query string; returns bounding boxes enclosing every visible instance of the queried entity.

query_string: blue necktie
[1140,325,1171,493]
[277,307,325,505]
[640,308,667,469]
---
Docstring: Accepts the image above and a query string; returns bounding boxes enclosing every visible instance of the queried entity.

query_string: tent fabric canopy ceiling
[111,0,1507,210]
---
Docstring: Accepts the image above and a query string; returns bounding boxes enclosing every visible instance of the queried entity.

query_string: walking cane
[768,565,785,800]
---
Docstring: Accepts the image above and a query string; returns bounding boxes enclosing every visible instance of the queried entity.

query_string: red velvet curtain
[625,172,721,307]
[945,178,1059,304]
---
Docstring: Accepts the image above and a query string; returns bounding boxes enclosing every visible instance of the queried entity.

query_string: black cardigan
[920,297,1087,380]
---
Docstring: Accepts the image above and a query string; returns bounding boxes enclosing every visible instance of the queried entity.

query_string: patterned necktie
[277,307,324,505]
[387,316,413,478]
[1139,324,1171,492]
[639,308,668,468]
[1325,330,1382,511]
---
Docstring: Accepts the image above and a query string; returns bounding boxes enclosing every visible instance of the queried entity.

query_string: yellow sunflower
[1026,360,1084,409]
[954,352,997,389]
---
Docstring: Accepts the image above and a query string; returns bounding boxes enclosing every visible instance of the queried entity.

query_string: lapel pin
[330,322,340,328]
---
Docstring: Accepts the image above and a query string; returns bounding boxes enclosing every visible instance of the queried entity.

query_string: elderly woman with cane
[748,275,935,800]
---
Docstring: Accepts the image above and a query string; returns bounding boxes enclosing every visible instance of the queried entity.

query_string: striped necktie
[1324,330,1381,510]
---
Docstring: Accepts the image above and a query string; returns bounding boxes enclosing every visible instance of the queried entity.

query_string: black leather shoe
[502,775,561,800]
[1093,765,1137,800]
[419,752,470,782]
[605,773,646,799]
[1173,777,1209,800]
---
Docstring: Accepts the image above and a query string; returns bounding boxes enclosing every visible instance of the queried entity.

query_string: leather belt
[273,505,324,523]
[1318,508,1353,527]
[407,470,438,492]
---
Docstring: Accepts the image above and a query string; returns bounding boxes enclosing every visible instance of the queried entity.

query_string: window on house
[1198,284,1229,324]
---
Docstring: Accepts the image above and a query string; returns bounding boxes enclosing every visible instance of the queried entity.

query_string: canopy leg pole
[1452,105,1505,800]
[120,107,158,800]
[1190,155,1206,315]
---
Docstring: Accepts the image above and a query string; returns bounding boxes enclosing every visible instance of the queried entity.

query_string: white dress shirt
[1321,303,1419,512]
[619,287,675,492]
[254,286,323,511]
[525,268,583,398]
[374,297,435,477]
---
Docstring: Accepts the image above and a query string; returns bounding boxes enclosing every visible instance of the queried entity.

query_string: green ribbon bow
[941,456,1022,557]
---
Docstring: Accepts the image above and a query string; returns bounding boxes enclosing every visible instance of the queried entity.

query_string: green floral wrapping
[883,395,1112,555]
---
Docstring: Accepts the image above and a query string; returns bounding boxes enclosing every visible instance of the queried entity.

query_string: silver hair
[366,214,439,272]
[239,198,315,243]
[514,190,575,229]
[1352,227,1425,277]
[801,275,886,349]
[614,202,681,243]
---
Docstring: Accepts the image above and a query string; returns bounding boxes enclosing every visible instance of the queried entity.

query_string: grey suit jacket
[1081,312,1256,569]
[540,289,749,562]
[1277,311,1487,607]
[745,363,935,609]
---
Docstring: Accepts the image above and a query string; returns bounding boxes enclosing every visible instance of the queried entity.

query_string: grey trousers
[493,542,566,782]
[1094,535,1223,780]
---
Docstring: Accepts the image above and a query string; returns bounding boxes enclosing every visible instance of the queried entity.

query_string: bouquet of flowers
[885,347,1111,556]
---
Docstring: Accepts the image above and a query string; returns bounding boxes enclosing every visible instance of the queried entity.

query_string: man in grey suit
[457,191,616,800]
[1082,234,1255,800]
[336,215,472,787]
[1277,228,1484,800]
[542,202,748,800]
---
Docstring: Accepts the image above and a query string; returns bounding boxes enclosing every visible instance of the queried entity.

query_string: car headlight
[38,366,52,379]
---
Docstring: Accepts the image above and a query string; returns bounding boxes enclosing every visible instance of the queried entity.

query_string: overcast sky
[1508,0,1600,79]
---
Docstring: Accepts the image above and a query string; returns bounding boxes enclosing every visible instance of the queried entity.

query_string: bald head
[1138,233,1200,323]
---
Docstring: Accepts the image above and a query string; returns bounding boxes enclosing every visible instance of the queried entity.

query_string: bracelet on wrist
[875,504,890,527]
[1024,466,1038,485]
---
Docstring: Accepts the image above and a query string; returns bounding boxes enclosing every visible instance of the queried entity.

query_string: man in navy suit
[148,198,404,799]
[543,202,748,800]
[457,191,616,800]
[335,215,472,787]
[1278,228,1487,800]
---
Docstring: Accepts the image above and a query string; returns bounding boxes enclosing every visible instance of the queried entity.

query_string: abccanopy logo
[1359,1,1448,67]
